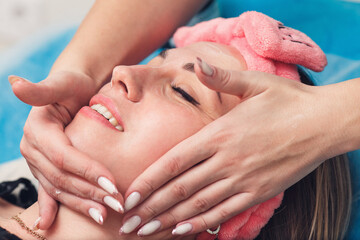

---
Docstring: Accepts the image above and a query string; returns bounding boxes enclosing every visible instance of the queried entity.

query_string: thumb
[8,75,73,106]
[37,185,58,230]
[195,57,271,99]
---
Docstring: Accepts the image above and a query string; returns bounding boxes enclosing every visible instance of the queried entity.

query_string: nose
[111,65,148,102]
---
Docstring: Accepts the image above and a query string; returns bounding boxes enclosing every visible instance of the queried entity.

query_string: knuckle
[222,156,239,170]
[141,178,156,193]
[51,152,65,169]
[73,202,82,212]
[163,211,178,226]
[51,173,68,189]
[22,125,32,140]
[198,215,210,231]
[207,124,232,148]
[221,70,232,87]
[164,157,182,176]
[218,208,230,219]
[212,131,230,146]
[88,188,101,202]
[143,204,158,218]
[46,186,60,201]
[19,140,30,159]
[80,163,94,181]
[193,198,210,213]
[171,183,189,200]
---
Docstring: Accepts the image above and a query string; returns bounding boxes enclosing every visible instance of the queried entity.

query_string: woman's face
[65,42,247,192]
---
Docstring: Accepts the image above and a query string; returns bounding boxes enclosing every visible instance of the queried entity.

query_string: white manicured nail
[89,208,104,225]
[32,217,41,230]
[98,177,119,195]
[172,223,193,235]
[104,196,124,213]
[125,192,141,211]
[120,215,141,234]
[196,57,214,76]
[137,220,161,236]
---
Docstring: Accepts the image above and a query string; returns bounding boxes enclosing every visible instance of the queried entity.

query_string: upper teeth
[91,104,124,131]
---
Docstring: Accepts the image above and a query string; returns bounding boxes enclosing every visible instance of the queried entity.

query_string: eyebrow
[160,49,195,73]
[182,63,195,73]
[159,49,222,104]
[159,49,169,59]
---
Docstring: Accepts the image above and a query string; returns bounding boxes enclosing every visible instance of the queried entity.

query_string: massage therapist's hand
[9,72,123,229]
[121,60,355,236]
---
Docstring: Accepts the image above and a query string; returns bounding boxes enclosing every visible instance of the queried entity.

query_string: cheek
[65,114,120,161]
[64,101,208,193]
[123,103,206,175]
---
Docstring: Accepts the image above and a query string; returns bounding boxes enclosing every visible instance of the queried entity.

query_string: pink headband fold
[173,11,327,240]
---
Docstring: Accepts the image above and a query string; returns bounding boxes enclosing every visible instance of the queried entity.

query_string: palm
[10,71,117,230]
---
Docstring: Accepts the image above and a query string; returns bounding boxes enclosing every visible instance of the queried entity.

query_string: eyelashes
[171,86,200,106]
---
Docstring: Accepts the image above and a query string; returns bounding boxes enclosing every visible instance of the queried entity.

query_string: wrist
[316,78,360,158]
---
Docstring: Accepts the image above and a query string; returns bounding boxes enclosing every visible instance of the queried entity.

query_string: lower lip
[79,106,118,131]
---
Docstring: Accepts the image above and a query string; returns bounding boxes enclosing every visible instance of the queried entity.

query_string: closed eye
[172,86,200,106]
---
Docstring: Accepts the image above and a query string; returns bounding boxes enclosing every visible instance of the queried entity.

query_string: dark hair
[256,69,352,240]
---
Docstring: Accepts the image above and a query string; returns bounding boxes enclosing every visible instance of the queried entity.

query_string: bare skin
[8,0,360,235]
[12,0,210,229]
[3,42,244,239]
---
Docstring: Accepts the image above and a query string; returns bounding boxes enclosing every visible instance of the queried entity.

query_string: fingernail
[104,196,124,213]
[8,76,25,85]
[98,177,119,195]
[119,215,141,234]
[125,192,141,211]
[32,217,41,230]
[137,220,161,236]
[172,223,193,235]
[89,208,104,225]
[196,57,214,76]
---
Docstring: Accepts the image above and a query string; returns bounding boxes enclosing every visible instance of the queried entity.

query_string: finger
[172,192,254,237]
[124,125,218,211]
[195,57,270,98]
[26,150,124,213]
[122,154,227,232]
[37,185,58,230]
[37,173,108,225]
[8,75,76,106]
[23,114,120,197]
[135,227,175,240]
[57,144,121,197]
[136,178,234,237]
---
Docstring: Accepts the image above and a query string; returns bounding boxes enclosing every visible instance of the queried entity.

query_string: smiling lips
[91,104,124,131]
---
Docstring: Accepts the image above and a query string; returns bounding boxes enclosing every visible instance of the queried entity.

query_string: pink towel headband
[174,11,327,82]
[173,11,327,240]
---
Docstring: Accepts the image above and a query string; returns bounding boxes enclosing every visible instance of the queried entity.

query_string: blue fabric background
[0,0,359,238]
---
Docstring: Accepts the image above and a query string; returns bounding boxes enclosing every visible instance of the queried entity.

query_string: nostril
[120,81,128,93]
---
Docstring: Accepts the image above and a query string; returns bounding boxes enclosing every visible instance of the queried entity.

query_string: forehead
[151,42,247,71]
[185,42,246,69]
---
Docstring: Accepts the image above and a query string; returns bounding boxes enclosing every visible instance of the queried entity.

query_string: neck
[4,203,184,240]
